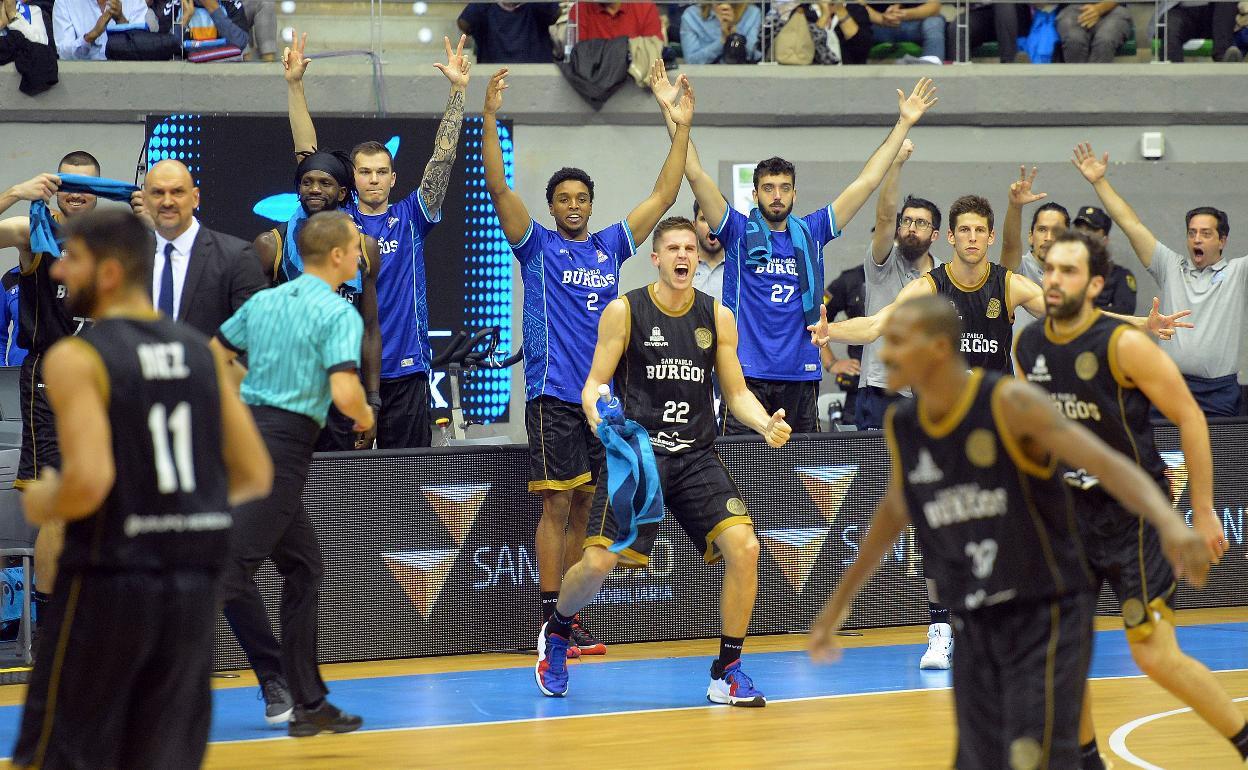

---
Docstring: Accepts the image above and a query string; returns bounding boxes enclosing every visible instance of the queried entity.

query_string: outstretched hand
[897,77,937,126]
[1146,297,1194,341]
[1071,142,1108,184]
[761,408,791,448]
[434,34,471,90]
[648,58,681,107]
[1009,165,1048,207]
[808,304,831,348]
[484,68,508,115]
[282,29,311,83]
[658,74,695,128]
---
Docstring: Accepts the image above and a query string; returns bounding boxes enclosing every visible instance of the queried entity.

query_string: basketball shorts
[952,591,1095,770]
[723,376,820,435]
[585,448,751,568]
[525,395,603,493]
[17,352,59,487]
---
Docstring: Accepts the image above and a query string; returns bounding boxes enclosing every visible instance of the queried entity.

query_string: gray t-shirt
[1147,242,1248,379]
[1012,251,1044,337]
[693,257,724,302]
[861,243,941,390]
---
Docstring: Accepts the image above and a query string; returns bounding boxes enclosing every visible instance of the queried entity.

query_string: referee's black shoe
[288,699,364,737]
[260,676,294,724]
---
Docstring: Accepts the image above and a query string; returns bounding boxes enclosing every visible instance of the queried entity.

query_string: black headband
[294,150,353,193]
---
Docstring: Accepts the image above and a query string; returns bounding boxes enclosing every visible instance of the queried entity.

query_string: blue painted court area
[1,623,1246,751]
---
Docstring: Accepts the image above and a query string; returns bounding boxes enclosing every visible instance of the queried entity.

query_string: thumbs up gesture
[761,408,791,448]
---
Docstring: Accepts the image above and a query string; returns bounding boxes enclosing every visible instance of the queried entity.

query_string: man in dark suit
[132,160,267,337]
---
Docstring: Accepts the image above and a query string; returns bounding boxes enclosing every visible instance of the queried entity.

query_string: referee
[213,211,373,737]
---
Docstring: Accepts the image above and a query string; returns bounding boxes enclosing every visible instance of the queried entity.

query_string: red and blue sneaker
[535,622,570,697]
[706,659,766,707]
[570,613,606,656]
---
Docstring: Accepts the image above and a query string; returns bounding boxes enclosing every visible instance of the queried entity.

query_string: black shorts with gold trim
[525,395,603,493]
[16,353,59,488]
[951,591,1095,770]
[1075,487,1176,642]
[584,448,750,568]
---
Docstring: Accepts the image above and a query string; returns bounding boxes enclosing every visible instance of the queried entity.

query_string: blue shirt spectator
[680,2,762,63]
[457,2,559,64]
[1,267,26,367]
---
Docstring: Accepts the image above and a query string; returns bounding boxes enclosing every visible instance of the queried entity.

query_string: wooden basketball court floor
[1,607,1246,769]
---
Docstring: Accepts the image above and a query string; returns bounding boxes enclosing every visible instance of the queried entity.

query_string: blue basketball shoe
[535,622,570,697]
[707,659,766,707]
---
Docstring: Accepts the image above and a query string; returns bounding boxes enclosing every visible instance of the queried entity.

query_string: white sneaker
[919,623,953,670]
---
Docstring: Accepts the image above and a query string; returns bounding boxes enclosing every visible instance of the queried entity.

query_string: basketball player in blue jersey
[252,150,382,451]
[483,68,695,655]
[809,294,1212,770]
[649,62,937,434]
[284,30,471,448]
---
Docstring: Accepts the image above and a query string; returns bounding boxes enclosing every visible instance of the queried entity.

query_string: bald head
[143,160,200,240]
[893,294,963,353]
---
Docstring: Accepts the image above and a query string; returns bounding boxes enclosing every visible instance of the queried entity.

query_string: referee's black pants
[219,405,328,706]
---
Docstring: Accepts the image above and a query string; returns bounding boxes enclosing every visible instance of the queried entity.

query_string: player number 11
[148,402,197,494]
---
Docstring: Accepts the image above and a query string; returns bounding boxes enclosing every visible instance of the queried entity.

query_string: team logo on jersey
[907,448,944,484]
[694,327,713,350]
[596,250,609,264]
[1075,351,1099,381]
[1009,737,1042,770]
[985,298,1002,319]
[645,326,668,348]
[1027,354,1051,383]
[965,429,997,469]
[1160,450,1188,507]
[652,431,695,453]
[382,483,489,618]
[727,497,747,516]
[758,465,859,592]
[1126,273,1137,292]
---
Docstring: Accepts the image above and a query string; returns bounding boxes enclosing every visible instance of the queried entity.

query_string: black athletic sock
[929,603,950,626]
[1080,740,1105,770]
[715,636,745,675]
[33,591,51,605]
[1229,720,1248,760]
[548,609,574,639]
[540,591,559,623]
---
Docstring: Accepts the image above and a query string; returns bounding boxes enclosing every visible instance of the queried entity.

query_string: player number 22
[662,401,690,424]
[149,402,197,494]
[770,284,795,304]
[965,539,998,580]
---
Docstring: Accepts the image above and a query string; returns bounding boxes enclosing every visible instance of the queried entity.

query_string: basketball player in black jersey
[0,153,103,617]
[252,150,382,451]
[11,208,272,770]
[1015,231,1248,769]
[808,294,1212,770]
[535,217,790,705]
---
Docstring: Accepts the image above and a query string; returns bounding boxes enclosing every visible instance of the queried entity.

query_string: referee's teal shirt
[217,274,363,427]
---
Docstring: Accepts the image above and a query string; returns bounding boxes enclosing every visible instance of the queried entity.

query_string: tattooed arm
[420,35,471,217]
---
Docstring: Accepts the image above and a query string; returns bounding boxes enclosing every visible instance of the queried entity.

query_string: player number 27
[964,539,998,580]
[149,402,197,494]
[770,284,795,304]
[662,401,690,424]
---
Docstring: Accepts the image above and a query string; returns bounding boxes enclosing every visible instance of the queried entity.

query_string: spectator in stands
[824,1,874,64]
[239,0,276,60]
[1074,142,1248,417]
[53,0,152,60]
[1072,205,1138,314]
[1161,0,1241,62]
[1,266,26,367]
[1237,2,1248,55]
[458,1,559,63]
[152,0,271,60]
[569,0,662,41]
[680,2,761,64]
[175,0,250,52]
[866,0,944,63]
[945,1,1026,62]
[1056,1,1133,62]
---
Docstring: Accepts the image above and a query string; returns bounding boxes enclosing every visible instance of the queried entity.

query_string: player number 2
[770,284,795,304]
[964,539,998,580]
[586,293,599,311]
[662,401,690,424]
[149,402,197,494]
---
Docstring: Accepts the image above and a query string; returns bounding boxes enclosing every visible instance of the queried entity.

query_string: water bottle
[596,384,624,426]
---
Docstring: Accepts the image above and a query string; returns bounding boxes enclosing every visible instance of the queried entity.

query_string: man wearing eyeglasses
[857,139,941,432]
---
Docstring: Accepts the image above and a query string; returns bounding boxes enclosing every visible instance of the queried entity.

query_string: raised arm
[283,30,318,160]
[715,304,792,446]
[420,35,471,218]
[811,274,934,346]
[1115,328,1223,559]
[831,78,938,230]
[581,298,630,434]
[997,378,1212,586]
[625,74,694,245]
[482,68,532,245]
[870,140,912,265]
[649,60,726,232]
[1071,143,1157,267]
[1001,165,1047,271]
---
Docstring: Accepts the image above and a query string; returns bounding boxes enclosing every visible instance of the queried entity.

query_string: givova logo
[1160,451,1188,506]
[382,482,489,618]
[758,465,858,592]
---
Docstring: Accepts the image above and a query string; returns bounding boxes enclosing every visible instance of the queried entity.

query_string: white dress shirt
[153,217,200,321]
[52,0,150,61]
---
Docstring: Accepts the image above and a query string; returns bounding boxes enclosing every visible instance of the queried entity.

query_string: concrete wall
[4,64,1247,440]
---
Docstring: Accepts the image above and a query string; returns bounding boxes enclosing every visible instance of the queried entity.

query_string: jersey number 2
[149,402,197,494]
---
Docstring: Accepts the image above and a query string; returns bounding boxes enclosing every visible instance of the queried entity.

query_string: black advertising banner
[212,421,1248,668]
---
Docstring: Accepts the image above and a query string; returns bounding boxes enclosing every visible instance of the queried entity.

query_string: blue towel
[744,207,821,328]
[28,174,140,256]
[279,205,363,293]
[597,407,664,555]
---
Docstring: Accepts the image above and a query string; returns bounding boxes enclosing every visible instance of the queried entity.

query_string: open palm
[1071,142,1108,184]
[897,77,937,125]
[484,68,508,114]
[660,75,695,127]
[648,59,681,106]
[1009,165,1048,206]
